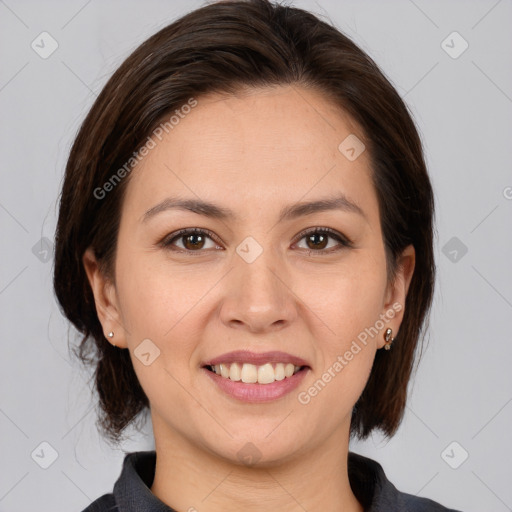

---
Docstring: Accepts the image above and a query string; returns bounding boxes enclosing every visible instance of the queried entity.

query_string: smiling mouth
[204,362,307,384]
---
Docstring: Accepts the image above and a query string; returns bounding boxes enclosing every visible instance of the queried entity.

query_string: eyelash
[160,227,353,256]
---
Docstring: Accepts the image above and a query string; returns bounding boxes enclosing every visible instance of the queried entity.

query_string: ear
[377,244,416,349]
[82,247,127,349]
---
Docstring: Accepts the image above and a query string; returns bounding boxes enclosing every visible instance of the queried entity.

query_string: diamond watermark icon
[31,31,59,59]
[442,236,468,263]
[32,236,54,263]
[236,236,263,264]
[441,31,468,59]
[338,134,365,161]
[237,442,262,466]
[441,441,469,469]
[31,441,59,469]
[134,338,161,366]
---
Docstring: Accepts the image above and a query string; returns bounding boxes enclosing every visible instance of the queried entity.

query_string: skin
[83,84,415,512]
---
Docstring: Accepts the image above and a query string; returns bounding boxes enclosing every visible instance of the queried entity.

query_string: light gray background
[1,0,511,511]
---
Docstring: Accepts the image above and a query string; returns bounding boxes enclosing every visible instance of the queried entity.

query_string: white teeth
[274,363,285,381]
[241,364,258,383]
[219,363,230,378]
[229,362,241,381]
[284,363,295,378]
[209,362,303,384]
[257,363,275,384]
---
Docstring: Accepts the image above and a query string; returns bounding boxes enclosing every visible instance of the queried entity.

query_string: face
[84,85,414,465]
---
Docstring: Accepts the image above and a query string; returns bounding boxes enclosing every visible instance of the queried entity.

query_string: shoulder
[348,451,463,512]
[392,488,462,511]
[79,492,117,511]
[78,451,160,511]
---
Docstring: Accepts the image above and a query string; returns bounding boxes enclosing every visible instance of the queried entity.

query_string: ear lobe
[82,247,127,348]
[378,244,416,348]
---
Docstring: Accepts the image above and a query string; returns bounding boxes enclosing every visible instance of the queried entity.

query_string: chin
[198,429,308,469]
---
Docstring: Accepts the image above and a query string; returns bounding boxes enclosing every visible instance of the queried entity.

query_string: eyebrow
[141,193,367,223]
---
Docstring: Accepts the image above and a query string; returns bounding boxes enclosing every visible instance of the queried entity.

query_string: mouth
[204,362,307,385]
[202,356,310,403]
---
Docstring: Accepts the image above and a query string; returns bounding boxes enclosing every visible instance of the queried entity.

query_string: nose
[219,243,297,334]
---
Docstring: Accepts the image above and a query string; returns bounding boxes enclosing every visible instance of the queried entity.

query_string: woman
[53,0,462,510]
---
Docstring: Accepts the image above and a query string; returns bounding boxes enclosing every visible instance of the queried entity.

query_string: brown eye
[161,227,352,256]
[162,228,220,252]
[305,232,329,250]
[295,227,352,254]
[182,232,206,250]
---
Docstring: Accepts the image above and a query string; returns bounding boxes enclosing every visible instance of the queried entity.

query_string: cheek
[295,252,387,396]
[300,253,387,341]
[294,263,385,423]
[114,255,204,410]
[115,251,215,379]
[115,249,200,333]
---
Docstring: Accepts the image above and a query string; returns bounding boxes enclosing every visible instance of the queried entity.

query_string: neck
[149,415,364,512]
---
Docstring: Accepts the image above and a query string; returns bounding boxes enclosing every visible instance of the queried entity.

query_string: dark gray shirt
[80,450,462,511]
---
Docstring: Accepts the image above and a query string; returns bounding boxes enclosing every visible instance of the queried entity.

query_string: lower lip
[203,367,309,403]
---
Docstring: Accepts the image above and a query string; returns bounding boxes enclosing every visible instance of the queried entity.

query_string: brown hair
[54,0,435,445]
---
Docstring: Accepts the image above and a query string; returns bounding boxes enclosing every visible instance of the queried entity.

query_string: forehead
[122,85,378,226]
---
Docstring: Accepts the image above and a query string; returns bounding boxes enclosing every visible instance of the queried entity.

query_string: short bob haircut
[54,0,435,445]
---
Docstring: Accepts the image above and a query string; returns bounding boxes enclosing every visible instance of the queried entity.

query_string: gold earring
[384,328,394,350]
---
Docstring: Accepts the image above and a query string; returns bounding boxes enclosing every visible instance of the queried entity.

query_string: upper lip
[202,350,310,368]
